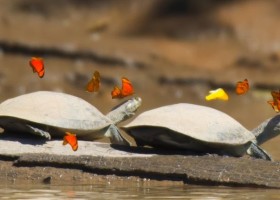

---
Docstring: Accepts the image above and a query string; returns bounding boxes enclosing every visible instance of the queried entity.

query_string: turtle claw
[26,125,51,140]
[248,142,273,161]
[106,124,130,146]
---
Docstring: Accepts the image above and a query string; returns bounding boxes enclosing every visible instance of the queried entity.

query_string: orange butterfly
[86,71,100,92]
[63,132,78,151]
[29,57,45,78]
[111,77,134,99]
[235,79,249,95]
[267,90,280,112]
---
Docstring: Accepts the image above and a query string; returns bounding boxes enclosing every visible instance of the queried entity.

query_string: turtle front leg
[26,125,51,140]
[247,142,273,161]
[105,124,130,146]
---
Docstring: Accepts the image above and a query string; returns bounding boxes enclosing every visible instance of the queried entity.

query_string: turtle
[122,103,274,160]
[0,91,142,145]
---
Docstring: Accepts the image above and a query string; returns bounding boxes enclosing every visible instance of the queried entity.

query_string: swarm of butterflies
[204,78,280,113]
[30,57,280,151]
[30,57,134,151]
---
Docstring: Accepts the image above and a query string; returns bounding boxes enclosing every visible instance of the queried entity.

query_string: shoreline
[0,138,279,188]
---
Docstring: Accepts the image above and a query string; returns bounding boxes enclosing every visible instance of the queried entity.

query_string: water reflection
[0,184,279,200]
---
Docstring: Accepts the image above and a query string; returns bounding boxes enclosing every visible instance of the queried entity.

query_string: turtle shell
[122,103,255,146]
[0,91,111,131]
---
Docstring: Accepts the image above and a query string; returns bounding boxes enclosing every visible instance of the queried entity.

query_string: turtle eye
[126,97,142,112]
[126,102,135,113]
[134,97,142,105]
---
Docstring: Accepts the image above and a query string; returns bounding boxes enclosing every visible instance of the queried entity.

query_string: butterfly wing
[38,70,45,78]
[86,71,100,92]
[235,79,249,95]
[111,86,122,99]
[267,100,278,112]
[120,77,134,97]
[111,77,134,99]
[275,99,280,112]
[205,88,229,101]
[29,57,45,78]
[268,90,280,112]
[86,80,95,92]
[63,132,78,151]
[271,90,280,102]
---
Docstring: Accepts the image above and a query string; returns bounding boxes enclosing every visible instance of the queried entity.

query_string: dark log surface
[0,137,279,188]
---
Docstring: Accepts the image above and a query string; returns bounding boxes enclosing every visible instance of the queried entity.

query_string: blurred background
[0,0,279,160]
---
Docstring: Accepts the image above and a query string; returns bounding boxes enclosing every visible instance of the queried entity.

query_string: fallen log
[0,137,279,188]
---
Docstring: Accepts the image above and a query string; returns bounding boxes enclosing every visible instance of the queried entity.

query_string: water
[0,183,279,200]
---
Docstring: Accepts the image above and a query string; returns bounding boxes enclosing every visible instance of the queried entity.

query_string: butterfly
[235,79,249,95]
[111,77,134,99]
[267,90,280,112]
[86,71,100,92]
[29,57,45,78]
[205,88,229,101]
[63,132,78,151]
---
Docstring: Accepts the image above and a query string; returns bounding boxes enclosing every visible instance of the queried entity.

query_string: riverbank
[0,137,279,188]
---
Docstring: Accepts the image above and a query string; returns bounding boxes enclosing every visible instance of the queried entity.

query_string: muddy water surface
[1,183,280,200]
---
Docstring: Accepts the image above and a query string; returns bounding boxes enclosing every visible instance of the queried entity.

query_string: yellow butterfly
[205,88,229,101]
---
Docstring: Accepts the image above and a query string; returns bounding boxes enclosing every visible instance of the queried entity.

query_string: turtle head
[252,115,280,145]
[124,97,142,115]
[106,97,142,125]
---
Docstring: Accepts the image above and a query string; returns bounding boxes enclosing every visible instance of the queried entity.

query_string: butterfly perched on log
[29,57,45,78]
[86,71,101,92]
[235,79,249,95]
[205,88,229,101]
[267,90,280,112]
[63,132,78,151]
[111,77,134,99]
